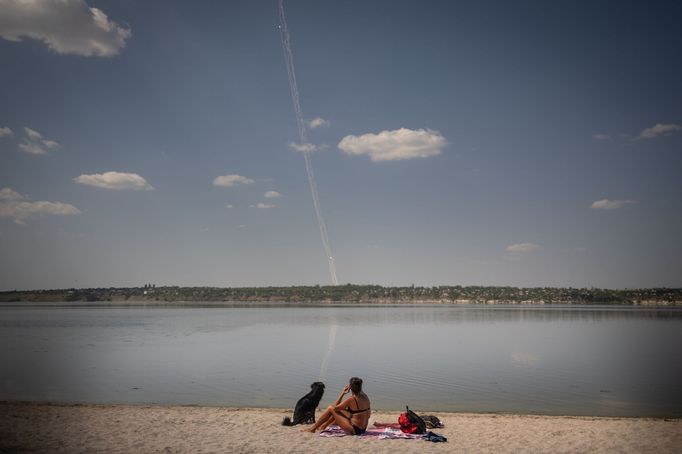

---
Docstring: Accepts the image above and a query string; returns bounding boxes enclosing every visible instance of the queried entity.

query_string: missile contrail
[278,0,338,285]
[318,324,337,380]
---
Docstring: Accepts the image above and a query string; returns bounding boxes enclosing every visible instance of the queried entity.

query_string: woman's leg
[304,407,354,434]
[327,407,355,435]
[317,408,348,432]
[317,414,335,432]
[304,407,333,432]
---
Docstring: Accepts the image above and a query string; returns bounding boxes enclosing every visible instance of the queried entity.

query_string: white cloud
[25,127,42,141]
[264,191,281,199]
[289,142,319,153]
[18,141,48,155]
[213,174,255,187]
[74,171,153,190]
[0,187,80,222]
[592,133,610,140]
[0,0,131,57]
[0,188,23,200]
[308,117,330,129]
[338,128,447,162]
[506,243,540,253]
[251,203,275,209]
[18,127,60,155]
[225,204,234,209]
[590,199,635,210]
[0,126,13,138]
[636,123,681,140]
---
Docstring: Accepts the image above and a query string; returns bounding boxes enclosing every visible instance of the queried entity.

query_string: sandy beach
[1,402,680,453]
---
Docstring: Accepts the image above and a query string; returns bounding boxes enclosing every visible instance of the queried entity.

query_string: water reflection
[0,305,680,417]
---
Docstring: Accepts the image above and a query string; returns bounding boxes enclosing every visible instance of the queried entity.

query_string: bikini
[343,396,370,435]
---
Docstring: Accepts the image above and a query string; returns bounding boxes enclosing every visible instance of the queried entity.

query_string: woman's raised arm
[334,385,350,406]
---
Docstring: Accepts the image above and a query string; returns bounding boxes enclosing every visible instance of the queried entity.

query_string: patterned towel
[319,424,425,440]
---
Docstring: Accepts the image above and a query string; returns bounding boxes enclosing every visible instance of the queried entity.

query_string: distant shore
[1,402,680,453]
[1,284,681,305]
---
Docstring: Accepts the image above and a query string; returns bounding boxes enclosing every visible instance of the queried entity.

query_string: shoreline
[2,400,679,420]
[2,300,681,307]
[2,402,680,453]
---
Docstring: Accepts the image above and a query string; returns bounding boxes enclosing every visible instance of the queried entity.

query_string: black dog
[282,382,325,426]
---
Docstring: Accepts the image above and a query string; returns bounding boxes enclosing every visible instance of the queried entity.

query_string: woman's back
[349,392,371,429]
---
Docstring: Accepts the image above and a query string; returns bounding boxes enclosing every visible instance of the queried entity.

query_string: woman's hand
[334,386,350,406]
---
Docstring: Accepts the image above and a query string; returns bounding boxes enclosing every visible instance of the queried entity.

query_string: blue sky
[1,0,681,290]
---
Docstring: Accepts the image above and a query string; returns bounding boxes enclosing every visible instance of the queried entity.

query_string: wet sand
[1,402,680,453]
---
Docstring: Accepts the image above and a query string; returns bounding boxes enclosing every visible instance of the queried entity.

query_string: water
[1,303,680,417]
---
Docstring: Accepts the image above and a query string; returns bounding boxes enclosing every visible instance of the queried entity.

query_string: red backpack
[398,406,426,434]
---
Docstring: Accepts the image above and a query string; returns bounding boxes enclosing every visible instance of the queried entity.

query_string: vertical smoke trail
[278,0,338,285]
[318,324,337,380]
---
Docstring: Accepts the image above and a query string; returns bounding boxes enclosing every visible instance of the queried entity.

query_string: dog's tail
[282,416,294,426]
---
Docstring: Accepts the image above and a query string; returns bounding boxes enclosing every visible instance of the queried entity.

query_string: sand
[1,402,680,453]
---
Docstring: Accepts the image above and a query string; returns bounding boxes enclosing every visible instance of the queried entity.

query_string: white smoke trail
[278,0,338,285]
[318,324,337,381]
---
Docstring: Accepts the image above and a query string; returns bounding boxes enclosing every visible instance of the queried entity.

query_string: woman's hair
[349,377,363,395]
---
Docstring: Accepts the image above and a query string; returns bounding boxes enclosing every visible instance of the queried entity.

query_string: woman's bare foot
[302,426,316,433]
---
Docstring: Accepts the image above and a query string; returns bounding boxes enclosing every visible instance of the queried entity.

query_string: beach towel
[319,424,425,440]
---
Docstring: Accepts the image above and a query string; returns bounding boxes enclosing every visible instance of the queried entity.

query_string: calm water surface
[1,304,680,417]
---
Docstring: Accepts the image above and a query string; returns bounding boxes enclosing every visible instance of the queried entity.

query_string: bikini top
[347,396,370,415]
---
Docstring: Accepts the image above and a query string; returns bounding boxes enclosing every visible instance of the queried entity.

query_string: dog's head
[310,381,325,397]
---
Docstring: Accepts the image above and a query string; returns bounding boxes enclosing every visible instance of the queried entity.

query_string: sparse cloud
[225,204,233,209]
[636,123,681,140]
[0,187,80,223]
[264,191,281,199]
[506,243,540,253]
[19,141,50,155]
[0,126,13,138]
[25,128,42,141]
[0,188,23,200]
[289,142,319,153]
[592,133,610,140]
[213,174,255,187]
[0,0,131,57]
[74,171,153,190]
[590,199,635,210]
[308,117,330,129]
[18,127,59,155]
[338,128,447,162]
[251,203,275,209]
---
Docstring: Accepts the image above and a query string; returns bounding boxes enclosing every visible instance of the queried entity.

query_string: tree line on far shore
[1,284,680,305]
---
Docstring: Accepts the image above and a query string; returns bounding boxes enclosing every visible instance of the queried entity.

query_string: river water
[1,303,680,417]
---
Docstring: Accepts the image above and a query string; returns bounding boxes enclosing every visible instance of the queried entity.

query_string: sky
[1,0,681,290]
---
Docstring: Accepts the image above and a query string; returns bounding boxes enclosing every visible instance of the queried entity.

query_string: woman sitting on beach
[304,377,371,435]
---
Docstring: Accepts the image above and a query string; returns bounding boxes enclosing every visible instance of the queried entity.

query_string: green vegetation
[0,284,680,305]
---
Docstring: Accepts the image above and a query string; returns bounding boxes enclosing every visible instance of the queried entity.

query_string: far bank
[1,284,681,305]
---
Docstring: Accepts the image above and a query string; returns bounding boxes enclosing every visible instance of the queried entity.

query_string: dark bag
[398,406,426,434]
[421,415,444,429]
